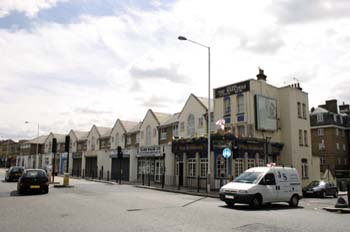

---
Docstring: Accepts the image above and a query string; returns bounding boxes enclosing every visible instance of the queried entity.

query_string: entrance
[72,158,82,176]
[85,157,97,178]
[177,161,183,186]
[111,158,130,181]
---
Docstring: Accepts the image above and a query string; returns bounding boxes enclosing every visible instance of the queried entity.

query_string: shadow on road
[220,203,304,211]
[10,190,48,197]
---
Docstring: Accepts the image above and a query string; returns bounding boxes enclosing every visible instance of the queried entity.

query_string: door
[259,172,278,203]
[111,158,130,181]
[155,160,161,183]
[179,162,183,186]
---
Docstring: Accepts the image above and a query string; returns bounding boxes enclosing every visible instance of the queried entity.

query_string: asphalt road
[0,170,349,232]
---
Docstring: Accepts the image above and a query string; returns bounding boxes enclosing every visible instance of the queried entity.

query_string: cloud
[271,0,350,24]
[74,107,112,115]
[239,30,285,54]
[130,63,187,83]
[0,0,65,18]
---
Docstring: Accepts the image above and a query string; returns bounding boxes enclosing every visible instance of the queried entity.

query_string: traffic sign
[223,148,231,159]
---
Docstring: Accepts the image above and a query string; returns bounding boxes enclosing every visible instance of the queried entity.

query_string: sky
[1,0,350,141]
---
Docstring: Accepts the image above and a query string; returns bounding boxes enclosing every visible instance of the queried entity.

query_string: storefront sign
[214,80,250,98]
[110,149,130,158]
[72,152,82,159]
[137,146,161,157]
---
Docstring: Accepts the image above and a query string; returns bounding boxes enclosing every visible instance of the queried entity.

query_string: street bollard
[177,175,180,190]
[162,174,165,189]
[142,174,145,185]
[197,176,200,193]
[148,173,150,186]
[107,170,109,181]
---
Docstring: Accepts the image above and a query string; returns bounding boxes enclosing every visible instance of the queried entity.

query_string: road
[0,170,349,232]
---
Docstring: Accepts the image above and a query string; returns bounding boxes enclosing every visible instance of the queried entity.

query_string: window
[160,128,167,140]
[136,132,140,144]
[127,135,131,145]
[302,103,306,119]
[153,128,157,137]
[237,125,245,137]
[318,128,324,136]
[343,144,346,151]
[262,173,276,185]
[336,143,340,150]
[301,159,309,179]
[198,117,204,128]
[91,136,95,150]
[187,114,195,137]
[172,125,178,137]
[342,129,345,137]
[216,155,226,178]
[320,157,325,165]
[146,126,151,145]
[319,140,325,150]
[340,116,343,124]
[115,133,119,146]
[237,95,244,113]
[141,131,144,139]
[187,159,196,177]
[338,158,342,165]
[304,130,308,146]
[247,159,255,169]
[336,128,339,136]
[317,114,323,122]
[234,159,244,177]
[299,129,303,146]
[180,122,185,132]
[200,159,208,177]
[333,114,337,122]
[297,102,302,118]
[224,97,231,115]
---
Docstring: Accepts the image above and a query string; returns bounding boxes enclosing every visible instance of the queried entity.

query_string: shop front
[110,149,130,181]
[72,152,82,177]
[137,146,165,183]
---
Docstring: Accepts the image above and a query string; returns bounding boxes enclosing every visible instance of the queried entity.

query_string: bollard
[197,176,200,193]
[148,173,150,186]
[177,175,180,190]
[162,174,165,189]
[83,169,85,178]
[142,173,145,185]
[107,170,110,181]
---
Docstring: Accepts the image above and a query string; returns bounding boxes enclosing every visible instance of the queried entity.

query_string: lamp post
[265,136,272,164]
[25,121,40,168]
[178,35,211,192]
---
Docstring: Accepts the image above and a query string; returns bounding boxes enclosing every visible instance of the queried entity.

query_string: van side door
[259,172,278,203]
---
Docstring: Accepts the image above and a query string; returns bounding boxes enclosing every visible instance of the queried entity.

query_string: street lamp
[25,121,40,168]
[178,35,212,192]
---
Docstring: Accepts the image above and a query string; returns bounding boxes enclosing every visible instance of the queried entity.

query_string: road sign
[223,148,231,159]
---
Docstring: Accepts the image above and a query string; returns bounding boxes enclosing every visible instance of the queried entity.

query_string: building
[17,135,47,168]
[68,130,88,177]
[310,100,350,185]
[0,139,20,168]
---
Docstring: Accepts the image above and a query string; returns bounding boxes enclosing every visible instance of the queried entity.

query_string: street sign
[223,148,231,159]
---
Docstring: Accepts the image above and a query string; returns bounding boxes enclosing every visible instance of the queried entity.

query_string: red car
[17,169,49,195]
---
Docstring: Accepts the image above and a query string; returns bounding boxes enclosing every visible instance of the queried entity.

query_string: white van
[219,166,302,208]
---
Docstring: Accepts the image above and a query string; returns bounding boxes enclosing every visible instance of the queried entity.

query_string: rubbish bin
[63,173,69,186]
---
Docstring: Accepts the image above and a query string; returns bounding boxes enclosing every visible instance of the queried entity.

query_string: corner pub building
[172,69,320,190]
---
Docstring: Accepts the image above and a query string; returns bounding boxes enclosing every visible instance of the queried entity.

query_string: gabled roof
[97,127,112,138]
[127,122,142,134]
[53,133,66,143]
[159,112,180,127]
[27,135,48,144]
[71,130,88,141]
[121,120,139,132]
[153,111,172,124]
[178,93,213,119]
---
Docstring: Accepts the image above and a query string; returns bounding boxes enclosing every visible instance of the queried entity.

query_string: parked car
[5,166,24,182]
[219,166,302,208]
[17,169,49,195]
[302,180,338,198]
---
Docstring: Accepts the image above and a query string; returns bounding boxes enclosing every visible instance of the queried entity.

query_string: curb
[323,207,350,214]
[134,185,219,198]
[53,184,75,188]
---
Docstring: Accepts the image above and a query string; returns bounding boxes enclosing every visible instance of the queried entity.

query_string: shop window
[200,159,208,177]
[187,159,196,177]
[247,159,255,169]
[234,159,243,177]
[216,155,226,178]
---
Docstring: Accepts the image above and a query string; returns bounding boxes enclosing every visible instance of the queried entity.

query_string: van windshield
[233,172,264,184]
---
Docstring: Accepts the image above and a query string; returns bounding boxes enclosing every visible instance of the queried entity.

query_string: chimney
[339,103,350,115]
[319,99,338,114]
[257,67,267,81]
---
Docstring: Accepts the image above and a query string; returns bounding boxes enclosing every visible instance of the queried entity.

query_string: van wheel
[225,202,235,208]
[251,195,262,209]
[289,195,299,207]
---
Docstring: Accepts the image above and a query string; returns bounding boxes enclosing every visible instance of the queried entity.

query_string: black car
[302,180,338,198]
[5,166,24,182]
[17,169,49,195]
